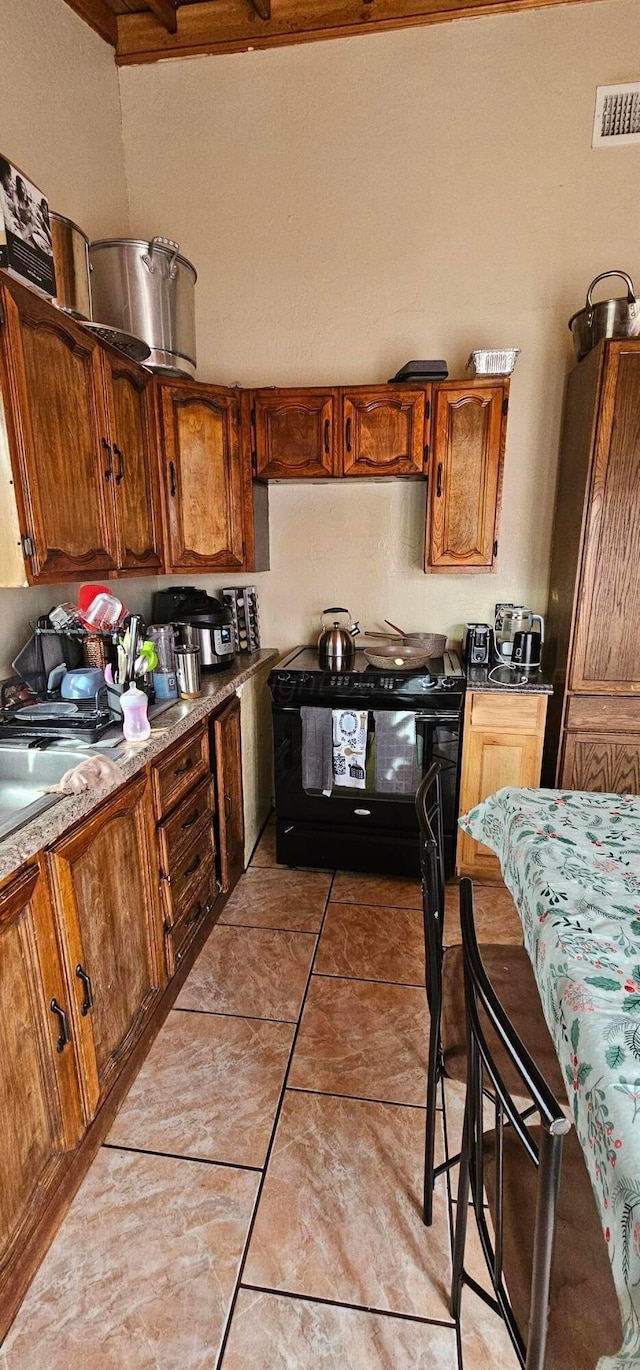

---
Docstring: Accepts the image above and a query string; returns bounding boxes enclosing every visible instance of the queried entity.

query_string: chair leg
[423,1026,441,1226]
[451,1109,470,1321]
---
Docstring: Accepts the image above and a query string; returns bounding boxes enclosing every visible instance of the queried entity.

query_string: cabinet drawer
[161,818,216,928]
[565,695,640,733]
[151,725,209,819]
[469,693,546,732]
[158,777,215,873]
[166,863,216,974]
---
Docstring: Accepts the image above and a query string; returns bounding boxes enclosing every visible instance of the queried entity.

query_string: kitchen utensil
[80,591,124,631]
[494,607,544,663]
[134,642,159,675]
[89,237,197,378]
[175,644,201,697]
[16,702,79,720]
[512,630,542,669]
[47,663,68,693]
[363,644,432,670]
[125,615,141,683]
[50,212,92,320]
[61,667,106,700]
[78,584,110,615]
[384,619,406,636]
[317,608,360,671]
[463,625,492,667]
[569,272,640,360]
[116,643,128,686]
[402,632,447,656]
[467,349,520,376]
[80,320,151,363]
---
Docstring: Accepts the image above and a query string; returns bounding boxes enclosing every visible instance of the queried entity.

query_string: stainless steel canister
[175,644,201,697]
[50,212,92,320]
[89,236,197,378]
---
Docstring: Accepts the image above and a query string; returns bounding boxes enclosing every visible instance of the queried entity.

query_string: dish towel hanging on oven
[374,711,420,795]
[332,709,369,789]
[301,706,334,796]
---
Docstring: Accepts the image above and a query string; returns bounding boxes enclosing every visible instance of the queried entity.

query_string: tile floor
[0,817,522,1369]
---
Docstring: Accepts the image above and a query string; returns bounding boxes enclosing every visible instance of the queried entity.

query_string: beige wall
[0,0,149,677]
[119,0,640,652]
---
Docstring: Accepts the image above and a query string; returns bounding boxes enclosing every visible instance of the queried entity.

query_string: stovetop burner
[269,647,465,707]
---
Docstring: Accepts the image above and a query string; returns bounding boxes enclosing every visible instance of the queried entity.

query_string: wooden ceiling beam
[62,0,118,45]
[145,0,178,31]
[115,0,609,63]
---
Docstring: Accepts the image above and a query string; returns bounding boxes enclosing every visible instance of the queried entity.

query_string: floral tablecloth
[459,787,640,1370]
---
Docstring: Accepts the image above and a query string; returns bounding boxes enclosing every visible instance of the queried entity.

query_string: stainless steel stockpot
[50,212,92,320]
[569,271,640,360]
[89,236,197,378]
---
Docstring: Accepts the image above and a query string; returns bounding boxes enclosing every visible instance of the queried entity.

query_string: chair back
[454,878,571,1370]
[415,762,445,1019]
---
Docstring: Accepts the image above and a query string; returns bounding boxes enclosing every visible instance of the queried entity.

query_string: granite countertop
[0,649,278,886]
[466,663,554,695]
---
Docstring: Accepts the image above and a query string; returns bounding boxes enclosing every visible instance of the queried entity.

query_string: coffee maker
[494,604,544,670]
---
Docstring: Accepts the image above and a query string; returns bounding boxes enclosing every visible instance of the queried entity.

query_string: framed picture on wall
[0,155,56,297]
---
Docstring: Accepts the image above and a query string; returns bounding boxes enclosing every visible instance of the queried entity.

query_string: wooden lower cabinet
[457,692,548,880]
[0,864,82,1318]
[47,774,166,1123]
[213,695,245,891]
[560,732,640,793]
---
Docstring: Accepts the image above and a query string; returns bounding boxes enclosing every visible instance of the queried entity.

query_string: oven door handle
[415,712,461,723]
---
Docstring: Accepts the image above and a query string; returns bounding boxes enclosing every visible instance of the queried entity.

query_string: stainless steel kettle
[318,608,360,670]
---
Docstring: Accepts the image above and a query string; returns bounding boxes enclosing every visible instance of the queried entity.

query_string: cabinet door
[102,350,163,573]
[570,345,640,693]
[160,383,246,571]
[560,731,640,794]
[427,384,506,571]
[214,696,244,892]
[0,866,81,1305]
[341,387,427,476]
[253,389,337,478]
[0,279,118,581]
[457,694,546,879]
[48,776,165,1122]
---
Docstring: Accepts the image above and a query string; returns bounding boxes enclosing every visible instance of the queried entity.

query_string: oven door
[272,703,462,857]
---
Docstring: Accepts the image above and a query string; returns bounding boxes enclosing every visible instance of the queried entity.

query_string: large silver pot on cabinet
[569,271,640,360]
[89,236,197,378]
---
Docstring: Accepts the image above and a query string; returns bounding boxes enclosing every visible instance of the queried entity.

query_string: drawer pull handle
[186,897,210,928]
[50,998,70,1053]
[174,756,195,777]
[181,808,200,830]
[436,462,443,498]
[324,418,330,454]
[75,964,94,1016]
[114,444,125,485]
[345,416,352,452]
[169,460,177,497]
[184,853,202,878]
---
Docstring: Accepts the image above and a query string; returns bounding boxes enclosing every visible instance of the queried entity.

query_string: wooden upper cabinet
[0,865,81,1306]
[160,381,247,572]
[341,387,427,476]
[0,277,118,582]
[426,382,506,572]
[570,345,640,693]
[47,775,165,1123]
[101,348,163,574]
[252,389,337,478]
[213,696,244,892]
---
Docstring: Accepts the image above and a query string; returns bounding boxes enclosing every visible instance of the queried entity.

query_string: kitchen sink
[0,745,93,841]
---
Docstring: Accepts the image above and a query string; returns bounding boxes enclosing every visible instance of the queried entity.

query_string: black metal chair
[415,769,566,1228]
[451,878,621,1370]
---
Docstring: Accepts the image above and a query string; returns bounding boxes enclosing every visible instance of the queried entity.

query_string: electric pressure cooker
[152,587,236,671]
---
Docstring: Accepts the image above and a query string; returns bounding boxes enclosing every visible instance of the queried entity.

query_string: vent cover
[593,83,640,147]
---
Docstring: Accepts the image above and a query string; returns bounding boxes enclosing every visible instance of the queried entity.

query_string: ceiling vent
[592,83,640,147]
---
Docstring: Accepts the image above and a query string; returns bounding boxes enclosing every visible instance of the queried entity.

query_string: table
[459,787,640,1370]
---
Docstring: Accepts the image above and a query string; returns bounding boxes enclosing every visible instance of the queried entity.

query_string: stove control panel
[329,674,398,690]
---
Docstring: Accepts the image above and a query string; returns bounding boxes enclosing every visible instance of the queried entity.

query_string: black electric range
[268,647,466,878]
